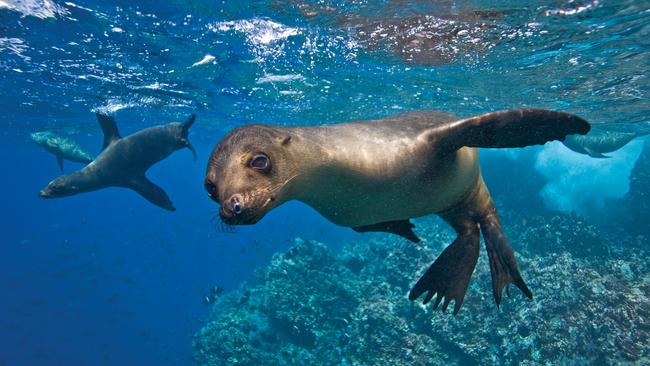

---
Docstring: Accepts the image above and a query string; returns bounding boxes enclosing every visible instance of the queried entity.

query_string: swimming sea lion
[204,109,590,314]
[31,131,94,172]
[39,113,196,211]
[562,127,648,158]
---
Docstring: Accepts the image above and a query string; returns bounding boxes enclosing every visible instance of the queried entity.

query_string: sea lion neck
[280,126,345,201]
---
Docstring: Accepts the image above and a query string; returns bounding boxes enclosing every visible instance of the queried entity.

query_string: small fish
[202,285,224,305]
[562,127,648,158]
[31,131,94,172]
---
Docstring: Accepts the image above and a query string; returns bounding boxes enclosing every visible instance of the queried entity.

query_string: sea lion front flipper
[128,176,175,211]
[353,219,421,243]
[480,214,533,306]
[408,226,480,315]
[56,155,64,173]
[96,113,122,150]
[433,109,591,151]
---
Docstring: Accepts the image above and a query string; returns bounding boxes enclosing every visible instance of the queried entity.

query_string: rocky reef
[193,211,649,365]
[620,139,650,235]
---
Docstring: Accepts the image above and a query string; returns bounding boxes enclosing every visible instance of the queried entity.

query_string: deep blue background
[0,125,359,365]
[1,0,648,364]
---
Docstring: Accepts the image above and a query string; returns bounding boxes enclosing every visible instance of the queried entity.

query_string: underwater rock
[620,139,650,235]
[194,216,649,365]
[501,211,610,258]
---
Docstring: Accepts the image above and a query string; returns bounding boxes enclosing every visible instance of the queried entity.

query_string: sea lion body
[205,109,590,314]
[279,112,479,227]
[31,131,94,172]
[562,128,648,158]
[39,114,197,211]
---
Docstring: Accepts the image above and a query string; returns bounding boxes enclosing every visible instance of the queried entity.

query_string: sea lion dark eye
[250,154,271,172]
[205,181,217,196]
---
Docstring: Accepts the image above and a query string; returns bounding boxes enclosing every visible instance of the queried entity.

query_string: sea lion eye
[250,154,271,172]
[204,181,217,196]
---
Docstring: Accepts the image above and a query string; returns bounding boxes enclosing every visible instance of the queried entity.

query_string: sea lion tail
[408,225,480,316]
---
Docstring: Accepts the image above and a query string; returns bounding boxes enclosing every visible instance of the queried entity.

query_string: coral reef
[193,212,649,365]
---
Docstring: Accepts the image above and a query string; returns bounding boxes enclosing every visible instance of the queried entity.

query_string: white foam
[93,101,133,114]
[545,0,600,16]
[256,74,304,84]
[0,0,69,19]
[190,54,216,67]
[0,37,30,60]
[210,18,300,45]
[534,139,644,215]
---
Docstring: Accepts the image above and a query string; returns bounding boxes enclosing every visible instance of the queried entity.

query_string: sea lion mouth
[218,195,273,225]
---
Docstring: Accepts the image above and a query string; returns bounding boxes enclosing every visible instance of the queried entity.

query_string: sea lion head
[204,125,295,225]
[39,174,81,198]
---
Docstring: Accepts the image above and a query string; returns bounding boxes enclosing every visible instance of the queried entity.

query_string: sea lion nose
[219,194,243,220]
[230,195,242,215]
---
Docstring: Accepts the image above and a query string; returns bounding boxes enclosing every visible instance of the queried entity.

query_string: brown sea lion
[204,109,590,314]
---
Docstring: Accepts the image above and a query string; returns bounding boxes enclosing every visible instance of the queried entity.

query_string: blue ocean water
[1,0,648,365]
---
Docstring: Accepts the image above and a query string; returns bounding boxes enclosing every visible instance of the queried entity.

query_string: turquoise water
[1,0,649,365]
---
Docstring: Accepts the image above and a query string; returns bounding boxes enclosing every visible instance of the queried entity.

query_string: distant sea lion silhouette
[204,108,590,314]
[31,131,94,172]
[39,113,196,211]
[562,127,648,158]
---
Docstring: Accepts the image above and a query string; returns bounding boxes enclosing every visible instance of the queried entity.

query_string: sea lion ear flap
[275,134,291,146]
[432,109,591,152]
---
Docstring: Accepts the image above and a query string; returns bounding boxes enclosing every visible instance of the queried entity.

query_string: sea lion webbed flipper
[127,176,175,211]
[430,109,591,152]
[408,224,480,315]
[353,219,421,243]
[480,208,533,305]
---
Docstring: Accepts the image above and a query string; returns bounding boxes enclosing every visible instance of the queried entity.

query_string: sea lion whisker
[209,211,235,233]
[261,173,300,197]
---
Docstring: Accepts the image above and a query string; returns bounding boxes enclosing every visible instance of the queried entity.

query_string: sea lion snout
[219,194,260,225]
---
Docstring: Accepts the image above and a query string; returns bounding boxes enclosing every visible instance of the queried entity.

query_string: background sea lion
[31,131,94,172]
[562,127,649,158]
[39,113,196,211]
[204,109,590,314]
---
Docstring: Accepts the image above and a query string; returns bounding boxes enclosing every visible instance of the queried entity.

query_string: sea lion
[31,131,94,172]
[39,113,196,211]
[562,127,648,158]
[204,109,590,314]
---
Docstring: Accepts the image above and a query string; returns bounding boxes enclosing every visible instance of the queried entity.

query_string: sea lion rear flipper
[481,214,533,306]
[432,109,591,151]
[96,113,122,150]
[128,176,175,211]
[56,155,64,172]
[584,147,611,158]
[408,227,480,315]
[352,219,421,243]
